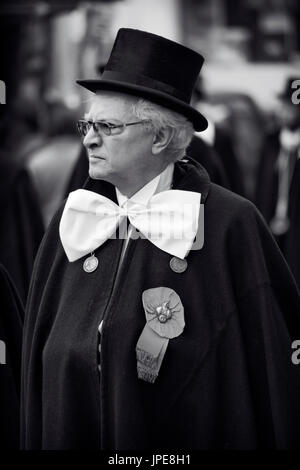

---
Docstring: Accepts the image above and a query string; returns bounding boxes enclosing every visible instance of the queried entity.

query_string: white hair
[130,98,194,161]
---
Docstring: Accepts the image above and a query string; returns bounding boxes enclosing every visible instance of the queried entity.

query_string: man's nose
[83,126,103,149]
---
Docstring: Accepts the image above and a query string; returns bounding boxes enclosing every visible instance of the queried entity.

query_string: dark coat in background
[255,131,300,288]
[21,159,300,450]
[0,153,44,303]
[186,135,231,189]
[65,145,89,195]
[0,263,24,449]
[214,127,245,196]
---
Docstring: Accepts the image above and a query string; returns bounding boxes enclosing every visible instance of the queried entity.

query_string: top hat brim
[76,78,208,132]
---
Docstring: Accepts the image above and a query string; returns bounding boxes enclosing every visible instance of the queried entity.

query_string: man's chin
[88,163,107,180]
[88,168,104,180]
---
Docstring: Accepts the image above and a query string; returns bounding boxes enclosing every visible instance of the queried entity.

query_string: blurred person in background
[64,145,89,195]
[22,29,300,450]
[191,78,245,196]
[26,95,81,227]
[0,79,80,303]
[256,77,300,288]
[0,149,44,305]
[0,263,24,449]
[0,73,46,304]
[186,131,230,190]
[208,92,265,200]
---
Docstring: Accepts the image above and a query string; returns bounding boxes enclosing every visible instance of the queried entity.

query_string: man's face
[278,100,300,130]
[83,92,154,187]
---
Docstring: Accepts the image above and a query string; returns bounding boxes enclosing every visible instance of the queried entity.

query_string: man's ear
[151,126,175,155]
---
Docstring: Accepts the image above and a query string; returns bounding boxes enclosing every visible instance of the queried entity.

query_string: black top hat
[277,76,300,101]
[77,28,208,131]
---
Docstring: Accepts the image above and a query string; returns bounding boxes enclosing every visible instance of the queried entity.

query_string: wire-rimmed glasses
[77,119,150,137]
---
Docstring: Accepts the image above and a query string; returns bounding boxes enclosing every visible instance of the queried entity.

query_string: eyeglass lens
[77,121,124,136]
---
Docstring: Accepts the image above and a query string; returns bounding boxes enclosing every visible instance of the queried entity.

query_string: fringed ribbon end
[137,363,158,383]
[136,348,157,369]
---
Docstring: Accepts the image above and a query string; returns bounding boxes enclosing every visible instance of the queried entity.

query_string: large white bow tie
[59,189,201,262]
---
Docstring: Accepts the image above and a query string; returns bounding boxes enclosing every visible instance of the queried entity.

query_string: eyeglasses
[77,119,150,137]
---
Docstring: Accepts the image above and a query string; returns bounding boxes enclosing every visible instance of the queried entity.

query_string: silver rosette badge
[136,287,185,383]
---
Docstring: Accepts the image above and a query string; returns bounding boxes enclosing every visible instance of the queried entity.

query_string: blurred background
[0,0,299,302]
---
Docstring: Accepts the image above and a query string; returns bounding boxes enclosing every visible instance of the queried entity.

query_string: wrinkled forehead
[86,91,138,121]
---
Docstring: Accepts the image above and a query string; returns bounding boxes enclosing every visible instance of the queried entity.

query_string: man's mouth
[89,154,105,160]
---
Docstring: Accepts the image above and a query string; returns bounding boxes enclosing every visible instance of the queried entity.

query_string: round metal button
[83,254,99,273]
[169,256,188,273]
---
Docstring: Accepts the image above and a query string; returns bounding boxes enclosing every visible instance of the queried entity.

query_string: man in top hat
[65,66,231,195]
[256,76,300,288]
[21,29,300,450]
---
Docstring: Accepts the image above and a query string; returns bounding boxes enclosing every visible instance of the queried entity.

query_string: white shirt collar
[116,163,174,208]
[280,127,300,152]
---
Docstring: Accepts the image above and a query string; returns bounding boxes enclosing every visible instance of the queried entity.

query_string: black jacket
[22,159,300,450]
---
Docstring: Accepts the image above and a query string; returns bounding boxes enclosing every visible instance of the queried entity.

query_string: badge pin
[169,256,188,273]
[83,253,99,273]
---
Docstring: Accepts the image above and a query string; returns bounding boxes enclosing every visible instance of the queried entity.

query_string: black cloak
[21,159,300,450]
[0,263,24,449]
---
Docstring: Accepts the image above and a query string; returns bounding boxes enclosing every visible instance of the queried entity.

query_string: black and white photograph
[1,0,300,459]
